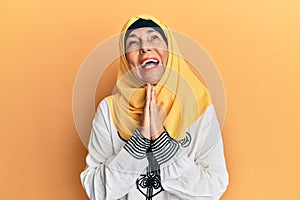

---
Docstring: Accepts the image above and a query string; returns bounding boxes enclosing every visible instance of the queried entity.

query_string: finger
[144,83,151,117]
[146,83,151,105]
[151,85,156,105]
[150,85,156,125]
[149,85,165,140]
[150,86,155,115]
[150,85,158,121]
[141,84,151,139]
[150,85,159,137]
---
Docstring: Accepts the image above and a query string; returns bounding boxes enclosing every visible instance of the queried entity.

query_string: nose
[139,42,152,54]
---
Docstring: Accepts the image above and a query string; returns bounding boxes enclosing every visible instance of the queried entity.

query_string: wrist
[139,127,151,140]
[151,127,165,140]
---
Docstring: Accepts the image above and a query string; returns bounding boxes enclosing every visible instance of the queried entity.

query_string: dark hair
[124,18,168,50]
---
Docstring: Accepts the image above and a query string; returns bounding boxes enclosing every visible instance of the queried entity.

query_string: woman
[80,14,229,200]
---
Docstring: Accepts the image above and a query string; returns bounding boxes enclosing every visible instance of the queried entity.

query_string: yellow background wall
[1,0,299,199]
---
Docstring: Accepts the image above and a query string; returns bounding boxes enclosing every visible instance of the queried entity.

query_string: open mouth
[140,58,160,69]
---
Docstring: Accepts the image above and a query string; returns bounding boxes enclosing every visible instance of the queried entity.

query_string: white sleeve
[160,105,229,199]
[80,99,149,200]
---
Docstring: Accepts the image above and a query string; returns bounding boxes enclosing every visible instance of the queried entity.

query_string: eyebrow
[146,29,156,34]
[127,29,157,39]
[127,34,137,39]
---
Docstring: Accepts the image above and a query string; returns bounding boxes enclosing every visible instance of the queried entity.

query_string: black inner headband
[124,18,168,51]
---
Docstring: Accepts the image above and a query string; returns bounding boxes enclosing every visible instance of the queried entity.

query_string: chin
[142,74,163,85]
[142,78,159,85]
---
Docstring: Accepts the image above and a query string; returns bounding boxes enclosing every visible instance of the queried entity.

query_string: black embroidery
[123,129,151,159]
[136,146,164,199]
[151,132,180,165]
[117,131,127,142]
[136,168,164,200]
[135,132,191,199]
[179,132,191,147]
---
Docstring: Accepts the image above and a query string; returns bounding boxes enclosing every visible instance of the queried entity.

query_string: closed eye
[150,35,159,40]
[127,40,139,48]
[128,41,137,46]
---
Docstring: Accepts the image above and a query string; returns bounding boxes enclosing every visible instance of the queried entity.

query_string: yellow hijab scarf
[107,14,211,141]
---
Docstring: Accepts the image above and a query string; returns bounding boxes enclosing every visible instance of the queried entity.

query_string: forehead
[127,27,158,38]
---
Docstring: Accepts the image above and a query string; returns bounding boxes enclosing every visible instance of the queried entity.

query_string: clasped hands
[140,83,165,140]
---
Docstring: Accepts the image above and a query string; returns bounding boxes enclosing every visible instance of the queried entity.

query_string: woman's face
[125,27,168,85]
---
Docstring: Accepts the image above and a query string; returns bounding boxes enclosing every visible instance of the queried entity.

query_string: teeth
[141,59,159,66]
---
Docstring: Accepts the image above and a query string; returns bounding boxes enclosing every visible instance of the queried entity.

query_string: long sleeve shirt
[80,98,229,200]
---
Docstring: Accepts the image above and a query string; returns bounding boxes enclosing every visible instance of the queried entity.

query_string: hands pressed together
[140,83,165,140]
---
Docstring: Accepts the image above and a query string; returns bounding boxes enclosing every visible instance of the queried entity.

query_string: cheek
[125,53,141,79]
[125,52,139,66]
[160,51,169,65]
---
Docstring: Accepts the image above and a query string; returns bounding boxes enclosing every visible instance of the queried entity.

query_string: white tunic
[80,98,229,200]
